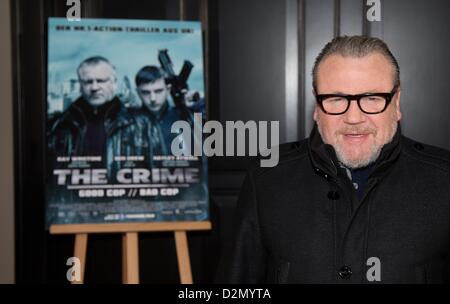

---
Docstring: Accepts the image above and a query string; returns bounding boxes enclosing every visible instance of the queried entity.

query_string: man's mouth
[342,132,371,142]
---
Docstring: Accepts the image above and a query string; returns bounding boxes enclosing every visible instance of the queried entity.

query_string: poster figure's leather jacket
[48,96,141,178]
[131,99,206,167]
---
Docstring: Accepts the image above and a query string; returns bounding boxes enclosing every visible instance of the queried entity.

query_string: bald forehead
[77,61,116,78]
[315,53,396,93]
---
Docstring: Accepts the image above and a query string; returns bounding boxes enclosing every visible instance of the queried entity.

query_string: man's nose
[91,80,100,90]
[150,92,156,101]
[343,99,366,124]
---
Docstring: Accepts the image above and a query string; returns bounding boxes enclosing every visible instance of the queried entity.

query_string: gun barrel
[178,60,194,84]
[158,49,176,77]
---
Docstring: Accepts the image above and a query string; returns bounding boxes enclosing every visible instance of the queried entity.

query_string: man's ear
[395,87,402,121]
[312,89,318,122]
[111,80,119,93]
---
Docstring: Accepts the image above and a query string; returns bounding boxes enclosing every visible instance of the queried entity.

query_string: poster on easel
[46,17,208,226]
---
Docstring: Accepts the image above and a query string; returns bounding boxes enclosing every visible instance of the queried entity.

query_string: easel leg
[122,232,140,284]
[174,231,193,284]
[73,233,88,284]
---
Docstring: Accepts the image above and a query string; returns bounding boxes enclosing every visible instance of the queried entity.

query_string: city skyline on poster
[47,18,205,114]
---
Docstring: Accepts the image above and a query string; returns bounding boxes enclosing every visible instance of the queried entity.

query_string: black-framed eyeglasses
[315,86,398,115]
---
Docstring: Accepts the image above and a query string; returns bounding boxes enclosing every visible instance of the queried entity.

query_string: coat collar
[103,97,135,135]
[142,101,169,121]
[308,123,403,180]
[74,97,135,134]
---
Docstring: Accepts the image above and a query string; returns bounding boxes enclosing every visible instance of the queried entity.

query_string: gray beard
[317,121,398,170]
[334,139,382,169]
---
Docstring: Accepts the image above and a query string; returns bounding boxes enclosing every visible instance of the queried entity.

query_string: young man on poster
[134,65,204,161]
[48,56,139,174]
[222,36,450,283]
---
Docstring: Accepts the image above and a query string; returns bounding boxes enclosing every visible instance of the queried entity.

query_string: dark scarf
[79,99,116,159]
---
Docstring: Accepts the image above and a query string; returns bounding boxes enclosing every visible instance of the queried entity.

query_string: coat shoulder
[402,136,450,174]
[277,139,309,162]
[249,138,310,178]
[50,100,83,132]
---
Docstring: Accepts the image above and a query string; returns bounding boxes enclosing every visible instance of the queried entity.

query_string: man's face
[78,62,117,106]
[137,78,169,113]
[314,53,402,169]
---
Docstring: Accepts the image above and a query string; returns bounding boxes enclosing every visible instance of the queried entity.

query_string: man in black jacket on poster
[48,56,139,175]
[223,36,450,283]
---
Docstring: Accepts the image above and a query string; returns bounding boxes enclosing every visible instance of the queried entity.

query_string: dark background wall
[382,0,450,147]
[0,0,15,284]
[12,0,450,283]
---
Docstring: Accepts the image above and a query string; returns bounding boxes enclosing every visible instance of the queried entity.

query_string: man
[134,65,204,161]
[224,36,450,283]
[132,65,208,214]
[48,56,139,175]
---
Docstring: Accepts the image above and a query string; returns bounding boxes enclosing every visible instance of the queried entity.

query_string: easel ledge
[50,221,212,234]
[50,221,212,284]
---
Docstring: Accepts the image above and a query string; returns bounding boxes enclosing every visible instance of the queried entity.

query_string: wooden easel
[50,221,212,284]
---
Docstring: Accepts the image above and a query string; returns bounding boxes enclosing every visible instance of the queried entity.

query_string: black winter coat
[225,124,450,283]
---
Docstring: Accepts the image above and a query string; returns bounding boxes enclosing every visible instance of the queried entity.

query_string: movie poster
[46,18,208,226]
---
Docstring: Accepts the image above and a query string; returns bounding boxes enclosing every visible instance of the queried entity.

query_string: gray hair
[77,56,117,80]
[312,36,400,91]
